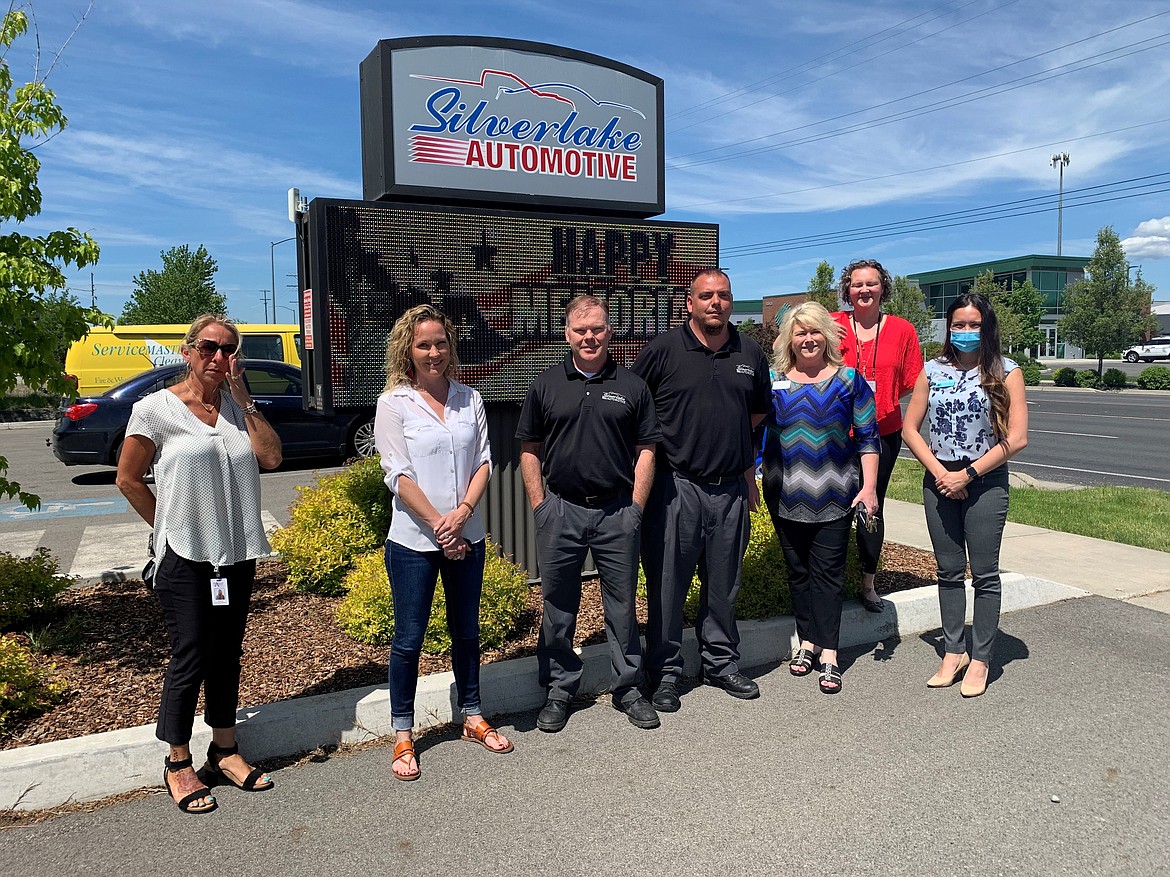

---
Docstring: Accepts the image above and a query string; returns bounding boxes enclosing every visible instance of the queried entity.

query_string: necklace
[185,377,218,414]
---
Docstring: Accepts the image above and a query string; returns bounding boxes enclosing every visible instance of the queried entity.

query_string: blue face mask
[950,330,981,352]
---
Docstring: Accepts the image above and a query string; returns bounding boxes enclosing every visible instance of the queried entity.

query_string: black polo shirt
[516,353,662,499]
[632,321,771,479]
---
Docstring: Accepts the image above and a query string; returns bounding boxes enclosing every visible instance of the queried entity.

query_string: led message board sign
[302,199,717,410]
[359,37,665,216]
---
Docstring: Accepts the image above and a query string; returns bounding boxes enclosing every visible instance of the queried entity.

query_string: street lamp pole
[270,236,295,324]
[1050,152,1070,256]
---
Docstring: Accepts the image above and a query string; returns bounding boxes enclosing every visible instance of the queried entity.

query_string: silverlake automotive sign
[360,37,665,216]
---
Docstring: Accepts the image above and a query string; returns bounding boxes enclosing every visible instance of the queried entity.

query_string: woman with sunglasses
[830,259,924,613]
[374,304,510,782]
[117,314,282,813]
[902,293,1028,697]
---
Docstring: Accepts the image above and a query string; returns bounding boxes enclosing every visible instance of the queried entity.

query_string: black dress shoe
[703,670,760,699]
[613,695,660,729]
[536,698,569,732]
[649,681,681,713]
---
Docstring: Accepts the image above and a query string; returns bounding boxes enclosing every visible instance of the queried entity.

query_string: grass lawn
[888,458,1170,553]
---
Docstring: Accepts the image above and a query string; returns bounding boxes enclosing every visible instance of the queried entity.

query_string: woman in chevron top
[761,302,880,694]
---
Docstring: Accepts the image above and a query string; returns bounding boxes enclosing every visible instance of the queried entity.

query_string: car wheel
[1124,351,1138,362]
[348,415,377,459]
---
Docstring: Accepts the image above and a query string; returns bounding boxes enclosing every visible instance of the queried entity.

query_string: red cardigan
[831,311,924,437]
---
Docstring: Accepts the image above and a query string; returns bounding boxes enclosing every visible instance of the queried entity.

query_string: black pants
[856,431,901,575]
[154,545,256,745]
[777,515,852,651]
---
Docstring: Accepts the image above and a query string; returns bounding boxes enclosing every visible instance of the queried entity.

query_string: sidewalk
[1,494,1168,814]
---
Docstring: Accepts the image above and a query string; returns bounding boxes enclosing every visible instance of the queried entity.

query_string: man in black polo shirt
[632,268,772,711]
[517,295,662,732]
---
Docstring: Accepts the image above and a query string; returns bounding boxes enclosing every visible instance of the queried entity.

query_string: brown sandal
[391,738,420,781]
[461,717,514,753]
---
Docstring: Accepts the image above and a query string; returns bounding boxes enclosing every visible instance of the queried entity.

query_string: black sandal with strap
[789,648,817,677]
[819,663,843,694]
[201,742,274,792]
[163,755,217,813]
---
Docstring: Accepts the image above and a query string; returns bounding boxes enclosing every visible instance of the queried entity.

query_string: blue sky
[18,0,1170,323]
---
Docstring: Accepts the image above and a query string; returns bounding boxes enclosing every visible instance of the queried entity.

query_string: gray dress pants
[922,465,1010,662]
[641,471,749,683]
[534,494,645,703]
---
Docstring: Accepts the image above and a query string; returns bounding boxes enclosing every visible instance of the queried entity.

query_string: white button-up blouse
[374,380,493,552]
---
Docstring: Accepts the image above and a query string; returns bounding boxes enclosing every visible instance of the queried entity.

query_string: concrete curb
[0,573,1086,811]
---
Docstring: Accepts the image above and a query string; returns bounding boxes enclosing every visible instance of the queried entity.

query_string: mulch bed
[3,544,939,750]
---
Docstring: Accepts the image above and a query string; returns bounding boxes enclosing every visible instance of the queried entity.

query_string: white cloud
[1121,217,1170,261]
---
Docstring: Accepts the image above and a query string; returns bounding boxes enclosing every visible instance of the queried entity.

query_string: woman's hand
[442,537,469,560]
[853,485,879,517]
[433,504,471,546]
[935,469,971,500]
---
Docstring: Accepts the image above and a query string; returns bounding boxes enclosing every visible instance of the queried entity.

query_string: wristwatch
[964,465,978,481]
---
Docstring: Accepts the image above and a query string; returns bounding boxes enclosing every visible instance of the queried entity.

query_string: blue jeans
[386,539,486,732]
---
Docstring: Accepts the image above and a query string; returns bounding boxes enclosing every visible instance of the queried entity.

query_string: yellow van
[65,324,302,396]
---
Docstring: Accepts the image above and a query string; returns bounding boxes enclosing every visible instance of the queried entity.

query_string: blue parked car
[50,361,375,467]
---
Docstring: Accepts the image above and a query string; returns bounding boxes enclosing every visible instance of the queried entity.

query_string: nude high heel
[927,653,970,688]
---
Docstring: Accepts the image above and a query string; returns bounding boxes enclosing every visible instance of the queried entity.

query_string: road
[1,595,1167,876]
[0,420,345,581]
[3,384,1167,580]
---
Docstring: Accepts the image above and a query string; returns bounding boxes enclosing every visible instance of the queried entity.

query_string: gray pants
[922,465,1010,663]
[534,494,645,704]
[641,471,749,683]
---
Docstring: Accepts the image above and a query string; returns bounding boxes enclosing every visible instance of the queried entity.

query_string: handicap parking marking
[0,497,130,521]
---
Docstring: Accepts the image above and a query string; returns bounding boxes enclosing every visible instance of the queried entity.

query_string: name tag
[772,379,791,390]
[932,379,956,389]
[210,578,230,606]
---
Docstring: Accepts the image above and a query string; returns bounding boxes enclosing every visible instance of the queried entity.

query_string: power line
[669,14,1170,168]
[720,174,1170,257]
[670,118,1170,212]
[669,0,1022,135]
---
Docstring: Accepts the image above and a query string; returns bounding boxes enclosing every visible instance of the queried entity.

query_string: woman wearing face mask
[902,293,1028,697]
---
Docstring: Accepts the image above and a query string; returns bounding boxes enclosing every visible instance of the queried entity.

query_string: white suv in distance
[1122,337,1170,362]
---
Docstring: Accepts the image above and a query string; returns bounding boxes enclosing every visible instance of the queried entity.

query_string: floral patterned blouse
[924,357,1018,462]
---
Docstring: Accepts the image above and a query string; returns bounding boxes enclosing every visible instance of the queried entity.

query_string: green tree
[1059,226,1158,376]
[995,279,1045,355]
[0,9,104,509]
[884,275,934,342]
[737,317,778,355]
[805,260,838,310]
[120,244,226,324]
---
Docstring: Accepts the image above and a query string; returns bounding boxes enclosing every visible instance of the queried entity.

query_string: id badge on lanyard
[210,566,229,606]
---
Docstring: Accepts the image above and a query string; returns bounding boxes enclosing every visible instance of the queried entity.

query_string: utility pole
[90,272,96,308]
[260,289,271,324]
[1050,152,1070,256]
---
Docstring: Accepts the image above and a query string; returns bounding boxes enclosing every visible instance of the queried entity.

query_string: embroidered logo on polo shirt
[601,391,628,405]
[735,364,756,377]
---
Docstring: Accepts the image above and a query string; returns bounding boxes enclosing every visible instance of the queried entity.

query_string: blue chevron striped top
[761,367,880,523]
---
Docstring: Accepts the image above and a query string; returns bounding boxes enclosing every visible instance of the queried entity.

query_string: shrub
[269,456,392,595]
[1136,365,1170,390]
[921,341,943,362]
[1052,367,1077,387]
[1100,368,1128,390]
[681,504,864,622]
[0,635,67,733]
[0,549,73,631]
[1074,369,1099,389]
[336,538,528,651]
[1019,362,1042,386]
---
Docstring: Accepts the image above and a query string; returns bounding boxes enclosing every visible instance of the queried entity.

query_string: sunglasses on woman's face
[193,339,239,357]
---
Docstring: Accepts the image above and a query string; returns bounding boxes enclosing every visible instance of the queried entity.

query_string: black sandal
[163,755,217,813]
[819,663,843,694]
[201,742,274,792]
[789,648,817,677]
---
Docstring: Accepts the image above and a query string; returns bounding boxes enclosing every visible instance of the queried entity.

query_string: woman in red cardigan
[831,259,924,613]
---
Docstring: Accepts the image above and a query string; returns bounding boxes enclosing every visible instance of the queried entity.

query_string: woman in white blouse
[374,304,512,782]
[117,315,282,814]
[902,294,1028,698]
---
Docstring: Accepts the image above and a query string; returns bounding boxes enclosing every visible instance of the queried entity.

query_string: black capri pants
[153,544,256,745]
